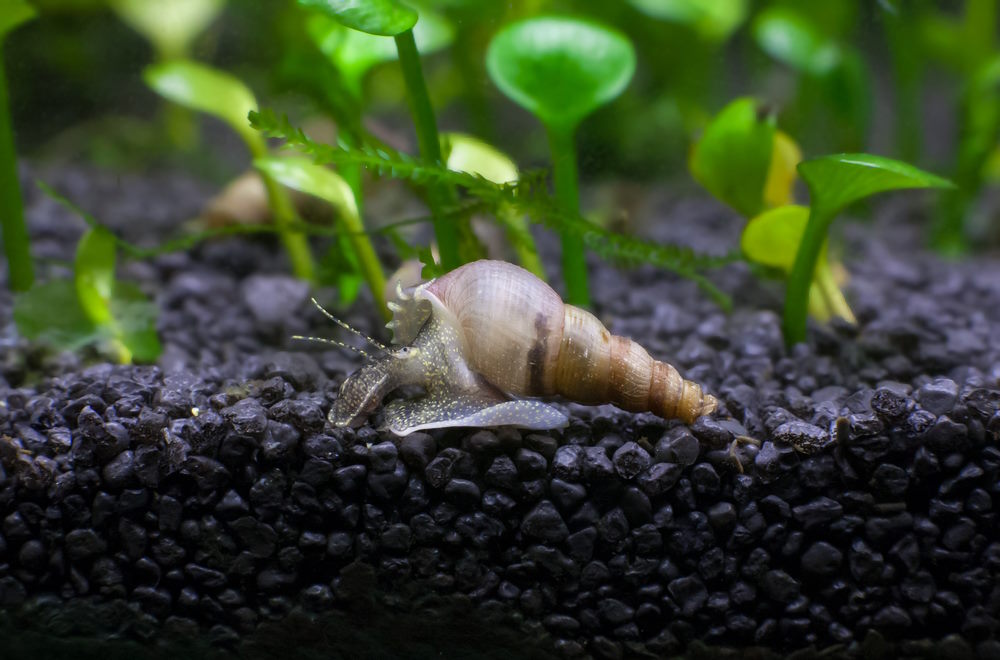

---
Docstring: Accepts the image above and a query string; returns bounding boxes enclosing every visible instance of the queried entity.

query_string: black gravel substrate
[1,167,1000,659]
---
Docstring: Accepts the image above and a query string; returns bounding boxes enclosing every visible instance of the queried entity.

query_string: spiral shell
[402,260,717,425]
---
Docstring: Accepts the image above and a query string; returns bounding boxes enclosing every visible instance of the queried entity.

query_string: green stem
[339,203,387,321]
[394,28,460,270]
[0,56,32,292]
[498,204,545,280]
[783,210,831,345]
[338,119,364,219]
[546,123,589,307]
[247,134,315,282]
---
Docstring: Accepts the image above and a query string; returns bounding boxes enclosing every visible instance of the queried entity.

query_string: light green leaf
[109,281,161,363]
[255,156,357,219]
[306,8,452,94]
[486,16,636,131]
[741,205,810,272]
[144,60,258,142]
[753,7,841,76]
[442,133,518,184]
[297,0,417,37]
[74,226,117,327]
[628,0,747,41]
[111,0,224,59]
[689,97,775,218]
[13,279,97,350]
[0,0,35,41]
[798,153,955,222]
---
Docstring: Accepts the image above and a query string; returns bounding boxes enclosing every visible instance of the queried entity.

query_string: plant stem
[246,134,315,282]
[546,124,590,307]
[783,210,830,346]
[394,28,460,270]
[0,56,32,291]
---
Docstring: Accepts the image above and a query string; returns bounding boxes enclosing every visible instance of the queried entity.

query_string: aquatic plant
[13,187,160,363]
[0,0,35,292]
[300,0,470,271]
[144,60,316,282]
[486,16,636,307]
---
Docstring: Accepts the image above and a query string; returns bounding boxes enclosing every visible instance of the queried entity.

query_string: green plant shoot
[742,205,853,324]
[0,0,35,292]
[254,156,388,319]
[486,16,635,307]
[441,132,544,279]
[144,60,315,282]
[300,0,466,271]
[784,154,954,345]
[690,97,775,218]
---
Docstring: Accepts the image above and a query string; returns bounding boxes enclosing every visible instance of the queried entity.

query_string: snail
[317,259,718,436]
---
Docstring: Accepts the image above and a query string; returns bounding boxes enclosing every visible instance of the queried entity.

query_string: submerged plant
[144,60,316,282]
[784,154,954,345]
[14,189,160,363]
[0,0,35,292]
[300,0,469,270]
[253,156,388,318]
[486,16,636,307]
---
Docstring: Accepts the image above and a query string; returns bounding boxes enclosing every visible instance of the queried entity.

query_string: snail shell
[330,260,717,434]
[416,260,717,424]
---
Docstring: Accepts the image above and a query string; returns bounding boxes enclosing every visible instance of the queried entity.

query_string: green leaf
[109,281,161,363]
[627,0,747,41]
[0,0,35,41]
[74,226,117,327]
[306,8,452,93]
[442,133,518,184]
[753,7,841,76]
[255,156,357,218]
[486,16,636,131]
[741,204,809,272]
[297,0,417,37]
[763,130,802,209]
[13,279,97,350]
[111,0,223,59]
[689,97,775,218]
[798,153,955,222]
[144,60,258,142]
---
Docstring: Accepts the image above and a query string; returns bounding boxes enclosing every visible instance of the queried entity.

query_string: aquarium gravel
[1,168,1000,659]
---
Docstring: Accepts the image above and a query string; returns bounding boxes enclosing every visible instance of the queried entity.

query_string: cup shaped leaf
[753,7,841,76]
[144,60,258,143]
[689,97,775,218]
[74,226,117,327]
[442,133,518,184]
[111,0,224,59]
[0,0,35,42]
[306,8,453,94]
[627,0,747,42]
[298,0,417,37]
[486,16,636,131]
[798,153,955,224]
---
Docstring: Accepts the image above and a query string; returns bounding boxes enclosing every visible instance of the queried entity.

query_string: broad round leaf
[689,97,775,218]
[298,0,417,37]
[306,8,453,93]
[443,133,518,184]
[112,0,224,58]
[741,204,809,272]
[628,0,747,42]
[144,60,258,142]
[753,7,841,76]
[486,16,636,130]
[74,227,117,327]
[798,153,955,223]
[0,0,35,41]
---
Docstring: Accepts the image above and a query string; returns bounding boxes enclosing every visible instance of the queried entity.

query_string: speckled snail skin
[329,259,718,436]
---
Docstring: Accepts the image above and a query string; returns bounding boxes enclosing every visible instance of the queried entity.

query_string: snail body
[330,260,717,435]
